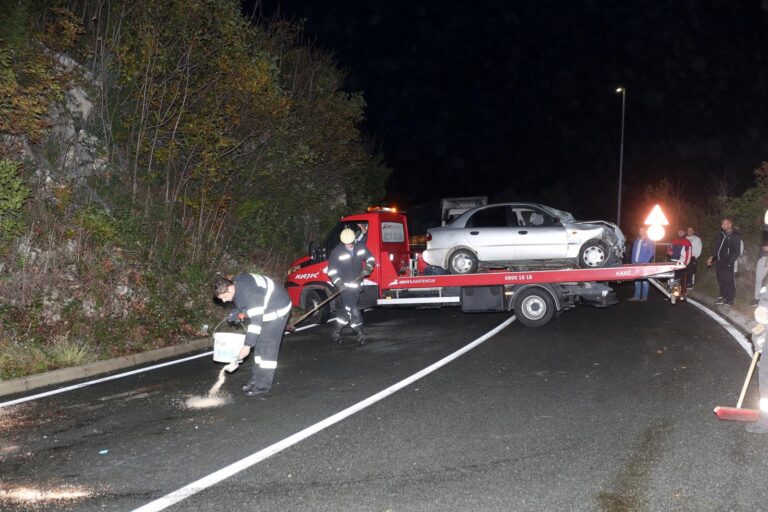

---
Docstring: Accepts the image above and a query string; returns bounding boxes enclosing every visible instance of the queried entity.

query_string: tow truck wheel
[578,239,609,268]
[303,289,330,325]
[448,249,478,274]
[514,287,555,327]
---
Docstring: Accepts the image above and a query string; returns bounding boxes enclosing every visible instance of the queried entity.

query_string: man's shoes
[241,382,270,397]
[723,302,733,308]
[639,297,647,302]
[750,299,760,306]
[714,298,725,305]
[628,297,640,302]
[353,328,367,346]
[746,420,768,434]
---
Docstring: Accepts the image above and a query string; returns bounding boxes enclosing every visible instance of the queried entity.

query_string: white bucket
[213,332,246,363]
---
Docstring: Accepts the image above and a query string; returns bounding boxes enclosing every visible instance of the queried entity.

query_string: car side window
[519,209,553,227]
[468,206,514,228]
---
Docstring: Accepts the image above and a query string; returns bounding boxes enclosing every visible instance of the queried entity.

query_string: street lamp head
[616,87,624,93]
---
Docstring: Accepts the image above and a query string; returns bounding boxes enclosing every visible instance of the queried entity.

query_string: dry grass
[47,336,97,368]
[0,341,49,379]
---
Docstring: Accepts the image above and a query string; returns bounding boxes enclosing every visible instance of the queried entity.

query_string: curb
[0,337,211,398]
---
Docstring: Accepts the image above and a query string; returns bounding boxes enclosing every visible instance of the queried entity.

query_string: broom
[714,350,760,422]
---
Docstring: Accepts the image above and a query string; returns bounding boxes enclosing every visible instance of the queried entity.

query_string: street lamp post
[616,87,626,228]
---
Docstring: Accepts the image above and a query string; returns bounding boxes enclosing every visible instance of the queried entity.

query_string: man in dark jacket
[707,218,742,307]
[327,228,375,345]
[212,273,292,396]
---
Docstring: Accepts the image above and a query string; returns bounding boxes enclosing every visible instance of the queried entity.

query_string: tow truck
[285,207,682,327]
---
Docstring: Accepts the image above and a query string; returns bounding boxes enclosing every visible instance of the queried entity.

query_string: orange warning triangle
[644,204,669,226]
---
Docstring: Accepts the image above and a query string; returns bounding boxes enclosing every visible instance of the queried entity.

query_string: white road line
[132,315,517,512]
[685,298,753,356]
[0,319,327,409]
[0,351,213,409]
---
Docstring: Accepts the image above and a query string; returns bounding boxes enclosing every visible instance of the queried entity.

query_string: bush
[0,159,29,243]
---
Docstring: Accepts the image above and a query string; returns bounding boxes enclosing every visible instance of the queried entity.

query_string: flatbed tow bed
[376,255,683,326]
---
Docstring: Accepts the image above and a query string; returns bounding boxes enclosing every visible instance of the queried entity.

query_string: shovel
[286,273,365,332]
[714,350,761,422]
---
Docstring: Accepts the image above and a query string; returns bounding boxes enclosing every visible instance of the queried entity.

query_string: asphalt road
[1,286,766,512]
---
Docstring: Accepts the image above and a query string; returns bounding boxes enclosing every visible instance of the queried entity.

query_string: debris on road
[185,368,232,409]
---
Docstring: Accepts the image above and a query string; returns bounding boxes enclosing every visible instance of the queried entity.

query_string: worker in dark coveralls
[212,273,292,396]
[327,228,375,345]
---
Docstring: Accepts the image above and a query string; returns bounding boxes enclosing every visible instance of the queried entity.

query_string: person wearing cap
[212,273,292,396]
[327,228,376,345]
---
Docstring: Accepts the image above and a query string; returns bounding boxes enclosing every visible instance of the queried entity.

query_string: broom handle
[290,273,365,328]
[737,350,761,409]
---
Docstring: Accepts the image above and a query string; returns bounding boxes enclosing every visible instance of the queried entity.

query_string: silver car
[422,203,625,274]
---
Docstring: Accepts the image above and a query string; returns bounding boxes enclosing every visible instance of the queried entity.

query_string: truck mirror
[308,241,317,260]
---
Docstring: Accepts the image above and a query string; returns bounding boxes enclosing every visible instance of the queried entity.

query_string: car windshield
[539,205,574,222]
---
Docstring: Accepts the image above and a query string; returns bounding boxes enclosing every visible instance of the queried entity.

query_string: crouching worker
[212,274,291,397]
[328,228,375,345]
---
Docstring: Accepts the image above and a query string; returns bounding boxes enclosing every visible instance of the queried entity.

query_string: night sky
[250,1,768,226]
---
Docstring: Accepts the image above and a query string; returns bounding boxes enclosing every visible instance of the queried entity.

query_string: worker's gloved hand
[363,264,374,277]
[224,359,242,373]
[228,309,239,324]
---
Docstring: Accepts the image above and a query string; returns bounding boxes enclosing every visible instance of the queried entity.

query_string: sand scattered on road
[184,368,232,409]
[0,485,93,505]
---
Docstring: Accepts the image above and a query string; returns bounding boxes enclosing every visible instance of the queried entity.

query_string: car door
[463,205,516,262]
[511,207,569,260]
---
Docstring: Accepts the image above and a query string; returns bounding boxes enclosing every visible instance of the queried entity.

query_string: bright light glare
[647,224,665,241]
[644,204,669,226]
[616,87,624,93]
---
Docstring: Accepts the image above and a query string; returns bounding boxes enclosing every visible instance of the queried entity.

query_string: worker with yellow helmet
[327,227,375,345]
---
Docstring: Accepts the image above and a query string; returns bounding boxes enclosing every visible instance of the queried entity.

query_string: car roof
[443,202,572,225]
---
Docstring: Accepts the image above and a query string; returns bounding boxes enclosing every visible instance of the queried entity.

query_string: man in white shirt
[686,226,703,289]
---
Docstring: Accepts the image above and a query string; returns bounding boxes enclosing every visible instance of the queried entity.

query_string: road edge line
[686,298,753,356]
[131,315,517,512]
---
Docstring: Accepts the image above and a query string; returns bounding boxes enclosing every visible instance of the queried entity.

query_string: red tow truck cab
[284,208,682,327]
[285,208,414,320]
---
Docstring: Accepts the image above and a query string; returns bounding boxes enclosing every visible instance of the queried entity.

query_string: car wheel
[302,288,330,325]
[448,249,478,274]
[514,287,555,327]
[578,239,610,268]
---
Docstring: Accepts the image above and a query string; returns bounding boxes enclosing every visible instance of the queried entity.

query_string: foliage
[0,3,81,143]
[0,0,389,378]
[0,159,30,242]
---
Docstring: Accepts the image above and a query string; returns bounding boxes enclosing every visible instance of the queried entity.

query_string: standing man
[212,273,292,396]
[629,226,655,302]
[707,218,742,307]
[686,226,702,289]
[328,228,375,345]
[668,229,692,294]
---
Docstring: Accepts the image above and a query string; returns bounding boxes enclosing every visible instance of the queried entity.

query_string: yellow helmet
[340,228,356,244]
